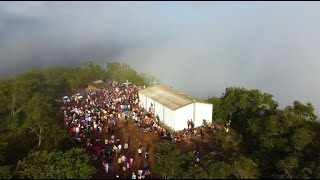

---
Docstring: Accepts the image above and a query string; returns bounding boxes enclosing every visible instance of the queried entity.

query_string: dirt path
[91,117,219,179]
[91,112,162,179]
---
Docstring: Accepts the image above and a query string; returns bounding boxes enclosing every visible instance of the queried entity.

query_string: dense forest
[153,89,320,179]
[0,61,319,179]
[0,62,156,179]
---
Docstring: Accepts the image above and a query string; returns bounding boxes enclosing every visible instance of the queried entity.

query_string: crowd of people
[60,80,225,178]
[61,80,152,179]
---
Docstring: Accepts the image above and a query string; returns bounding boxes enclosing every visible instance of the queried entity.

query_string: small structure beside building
[138,85,213,132]
[88,80,107,92]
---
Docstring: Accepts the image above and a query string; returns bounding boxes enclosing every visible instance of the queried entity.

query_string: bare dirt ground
[89,112,218,179]
[91,113,162,179]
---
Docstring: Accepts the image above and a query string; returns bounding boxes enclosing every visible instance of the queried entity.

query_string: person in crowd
[123,122,127,132]
[132,172,137,179]
[144,161,150,170]
[144,169,150,179]
[138,147,143,158]
[118,144,122,154]
[118,155,122,168]
[124,142,129,153]
[145,150,149,160]
[137,169,143,177]
[129,157,134,167]
[195,151,200,162]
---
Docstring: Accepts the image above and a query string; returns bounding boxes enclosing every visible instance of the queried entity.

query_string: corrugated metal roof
[138,85,210,110]
[90,80,107,89]
[93,80,104,84]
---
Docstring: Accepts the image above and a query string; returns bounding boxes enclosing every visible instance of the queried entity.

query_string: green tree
[213,129,240,158]
[153,141,185,179]
[277,155,299,179]
[5,79,42,130]
[0,142,8,165]
[41,66,72,96]
[183,154,233,179]
[182,163,207,179]
[214,87,277,133]
[23,93,56,147]
[244,101,318,178]
[231,156,260,179]
[80,61,106,83]
[205,160,232,179]
[105,62,152,86]
[0,142,12,179]
[140,73,162,87]
[206,97,224,124]
[291,101,318,121]
[0,166,12,179]
[291,127,315,151]
[47,123,73,151]
[15,148,96,179]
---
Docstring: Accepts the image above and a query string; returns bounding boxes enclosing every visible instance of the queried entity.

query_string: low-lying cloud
[0,1,320,115]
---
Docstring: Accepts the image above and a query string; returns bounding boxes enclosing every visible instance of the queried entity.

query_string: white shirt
[105,163,109,173]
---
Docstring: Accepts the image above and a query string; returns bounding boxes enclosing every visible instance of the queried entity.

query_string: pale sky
[0,1,320,115]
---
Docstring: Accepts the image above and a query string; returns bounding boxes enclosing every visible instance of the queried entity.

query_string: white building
[138,85,213,132]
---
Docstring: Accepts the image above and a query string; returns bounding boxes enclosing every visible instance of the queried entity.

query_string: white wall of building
[174,104,193,131]
[154,101,164,123]
[163,106,175,130]
[138,93,146,109]
[139,93,152,112]
[195,102,213,127]
[138,92,213,132]
[145,96,155,112]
